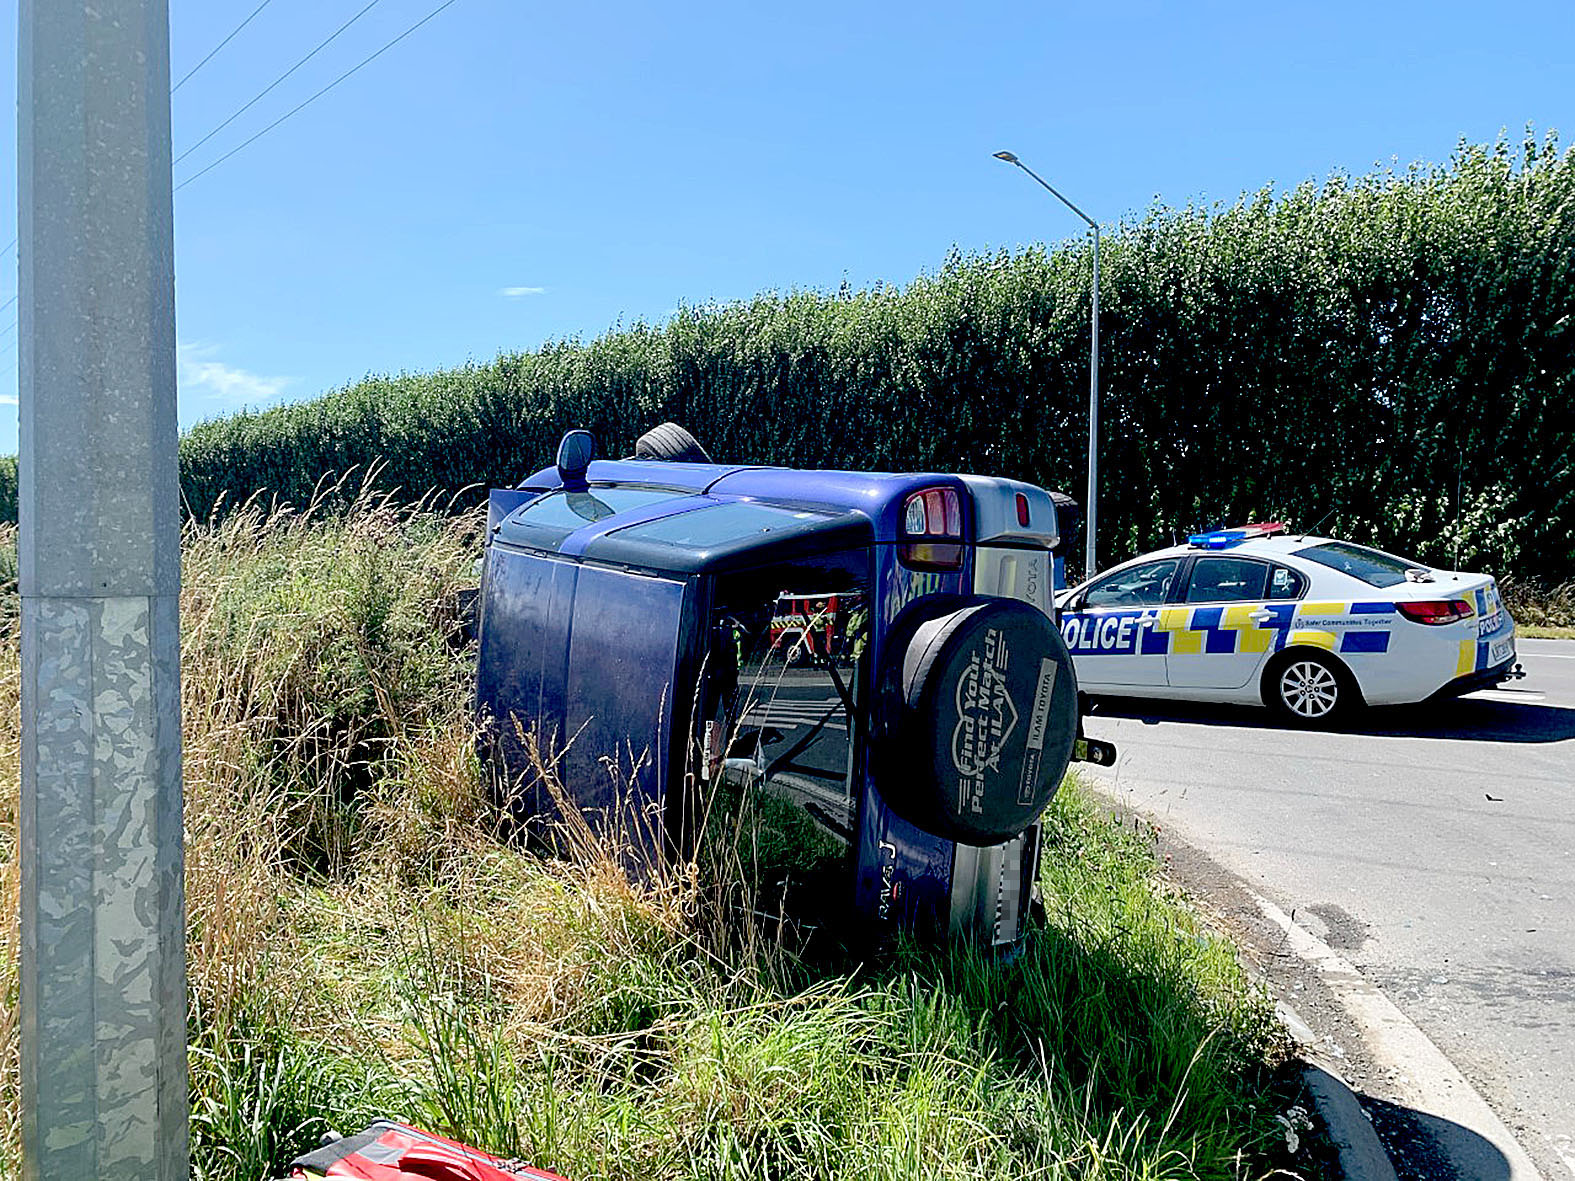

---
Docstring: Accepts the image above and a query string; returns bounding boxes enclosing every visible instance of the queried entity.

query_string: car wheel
[634,422,712,464]
[1264,650,1356,725]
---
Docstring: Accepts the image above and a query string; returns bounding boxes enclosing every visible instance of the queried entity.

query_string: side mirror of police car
[556,430,596,489]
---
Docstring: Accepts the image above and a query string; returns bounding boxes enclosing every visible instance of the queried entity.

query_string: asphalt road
[1079,638,1575,1178]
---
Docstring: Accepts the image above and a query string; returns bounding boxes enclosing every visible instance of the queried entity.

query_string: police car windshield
[1294,542,1427,588]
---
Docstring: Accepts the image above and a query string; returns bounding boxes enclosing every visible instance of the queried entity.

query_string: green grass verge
[173,778,1301,1181]
[1519,625,1575,639]
[0,500,1307,1180]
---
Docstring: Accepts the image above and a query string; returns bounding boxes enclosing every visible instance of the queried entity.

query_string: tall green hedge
[34,135,1575,581]
[0,457,15,527]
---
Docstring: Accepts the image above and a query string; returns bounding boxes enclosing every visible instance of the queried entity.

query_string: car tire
[1263,649,1359,726]
[634,422,712,464]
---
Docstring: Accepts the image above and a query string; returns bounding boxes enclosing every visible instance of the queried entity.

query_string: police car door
[1060,558,1180,688]
[1165,555,1276,690]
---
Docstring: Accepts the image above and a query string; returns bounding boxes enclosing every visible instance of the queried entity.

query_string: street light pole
[993,151,1101,580]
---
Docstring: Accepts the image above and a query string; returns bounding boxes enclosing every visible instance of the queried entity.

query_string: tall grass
[0,498,1304,1180]
[1500,577,1575,629]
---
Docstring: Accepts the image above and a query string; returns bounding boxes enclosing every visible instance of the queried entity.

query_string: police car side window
[1083,559,1180,609]
[1183,557,1268,603]
[1267,564,1306,600]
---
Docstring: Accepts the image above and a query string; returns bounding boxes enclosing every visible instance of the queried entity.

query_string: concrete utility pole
[18,2,186,1177]
[993,151,1102,578]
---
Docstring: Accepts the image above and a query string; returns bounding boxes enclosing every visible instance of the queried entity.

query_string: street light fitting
[991,149,1103,580]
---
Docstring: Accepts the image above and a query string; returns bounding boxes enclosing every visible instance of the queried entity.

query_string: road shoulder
[1088,790,1549,1181]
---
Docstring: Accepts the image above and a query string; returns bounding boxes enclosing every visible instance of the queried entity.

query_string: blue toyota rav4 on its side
[475,424,1110,949]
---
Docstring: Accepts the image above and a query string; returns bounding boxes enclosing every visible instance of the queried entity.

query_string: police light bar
[1187,522,1288,549]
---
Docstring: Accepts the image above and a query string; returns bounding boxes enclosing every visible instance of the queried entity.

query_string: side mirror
[556,430,595,488]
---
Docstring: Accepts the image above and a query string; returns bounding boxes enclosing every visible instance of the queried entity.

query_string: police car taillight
[1397,599,1473,625]
[900,487,964,571]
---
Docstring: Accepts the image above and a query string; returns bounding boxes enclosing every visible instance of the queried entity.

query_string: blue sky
[1,0,1571,453]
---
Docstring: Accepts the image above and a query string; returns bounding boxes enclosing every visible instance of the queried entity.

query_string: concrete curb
[1253,891,1546,1181]
[1279,996,1397,1181]
[1301,1057,1400,1181]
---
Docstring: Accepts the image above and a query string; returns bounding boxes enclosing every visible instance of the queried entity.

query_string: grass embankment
[0,494,1306,1179]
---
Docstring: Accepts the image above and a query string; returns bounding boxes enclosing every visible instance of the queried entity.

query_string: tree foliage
[9,134,1571,580]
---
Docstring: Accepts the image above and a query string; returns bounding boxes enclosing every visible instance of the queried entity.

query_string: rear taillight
[1397,599,1473,625]
[1015,493,1030,528]
[900,486,965,571]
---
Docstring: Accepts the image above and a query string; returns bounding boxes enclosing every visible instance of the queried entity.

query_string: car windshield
[1293,541,1428,588]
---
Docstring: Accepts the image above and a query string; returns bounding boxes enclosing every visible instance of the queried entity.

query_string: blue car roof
[494,485,876,575]
[516,459,966,544]
[519,460,764,494]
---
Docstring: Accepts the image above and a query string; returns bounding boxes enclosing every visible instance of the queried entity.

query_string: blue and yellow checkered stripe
[1062,600,1397,657]
[1457,582,1510,675]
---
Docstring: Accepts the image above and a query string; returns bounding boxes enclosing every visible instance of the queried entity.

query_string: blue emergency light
[1187,522,1288,549]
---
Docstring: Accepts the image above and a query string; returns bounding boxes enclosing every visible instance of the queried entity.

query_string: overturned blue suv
[475,424,1109,949]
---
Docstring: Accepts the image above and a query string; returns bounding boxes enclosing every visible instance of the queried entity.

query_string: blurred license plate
[1489,636,1515,666]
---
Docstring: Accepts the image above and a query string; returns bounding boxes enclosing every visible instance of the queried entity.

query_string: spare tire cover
[878,598,1079,845]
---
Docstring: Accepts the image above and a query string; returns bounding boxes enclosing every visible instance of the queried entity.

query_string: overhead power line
[1,1,461,296]
[175,0,389,168]
[176,0,463,191]
[172,0,279,94]
[1,0,285,259]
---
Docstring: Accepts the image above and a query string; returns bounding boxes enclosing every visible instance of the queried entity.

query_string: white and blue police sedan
[1054,524,1521,723]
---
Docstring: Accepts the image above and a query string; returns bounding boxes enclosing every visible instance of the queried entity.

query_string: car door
[1166,555,1291,690]
[1060,558,1181,688]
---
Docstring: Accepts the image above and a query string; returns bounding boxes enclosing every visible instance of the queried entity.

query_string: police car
[1055,523,1521,723]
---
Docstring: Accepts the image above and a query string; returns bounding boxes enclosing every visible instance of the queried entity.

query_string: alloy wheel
[1279,659,1340,720]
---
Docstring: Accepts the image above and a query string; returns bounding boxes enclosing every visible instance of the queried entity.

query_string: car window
[1184,557,1269,603]
[1082,558,1181,608]
[515,486,682,530]
[1267,564,1306,600]
[1294,541,1426,588]
[615,500,833,547]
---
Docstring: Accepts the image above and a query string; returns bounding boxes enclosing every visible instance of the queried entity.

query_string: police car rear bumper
[1433,657,1525,699]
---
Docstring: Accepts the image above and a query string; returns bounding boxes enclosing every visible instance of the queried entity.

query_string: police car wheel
[1266,651,1353,724]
